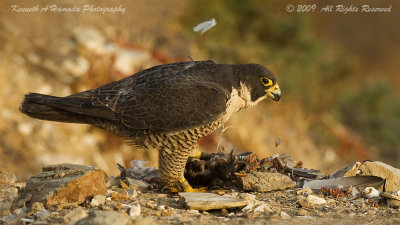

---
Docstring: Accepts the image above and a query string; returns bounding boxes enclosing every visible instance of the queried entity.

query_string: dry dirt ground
[1,1,399,224]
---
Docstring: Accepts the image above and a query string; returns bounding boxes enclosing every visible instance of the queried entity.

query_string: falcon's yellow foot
[189,150,202,159]
[166,177,207,192]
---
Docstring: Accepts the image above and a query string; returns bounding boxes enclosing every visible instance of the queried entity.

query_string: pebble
[0,169,16,185]
[128,204,141,218]
[238,193,256,201]
[146,201,156,209]
[128,188,138,199]
[297,188,312,195]
[34,209,51,220]
[74,210,130,225]
[110,188,130,200]
[280,211,290,219]
[187,209,200,215]
[352,198,366,208]
[221,208,228,215]
[63,207,88,224]
[241,202,254,213]
[299,195,327,208]
[179,192,250,211]
[90,195,106,207]
[161,211,175,217]
[297,209,308,216]
[0,214,17,224]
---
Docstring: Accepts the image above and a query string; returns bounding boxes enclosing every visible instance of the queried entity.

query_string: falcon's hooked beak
[266,83,281,101]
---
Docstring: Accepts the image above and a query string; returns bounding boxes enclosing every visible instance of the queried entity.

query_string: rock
[62,56,90,77]
[20,218,35,223]
[20,164,107,207]
[0,185,18,212]
[298,195,326,208]
[297,209,308,216]
[128,188,138,199]
[161,211,174,217]
[34,209,51,220]
[238,193,256,201]
[63,207,88,225]
[145,201,156,209]
[74,210,130,225]
[253,203,272,214]
[185,210,198,216]
[242,201,271,214]
[28,202,45,215]
[0,169,16,185]
[90,195,106,207]
[280,211,290,219]
[330,162,361,178]
[73,27,106,54]
[352,199,366,208]
[241,202,254,213]
[126,177,149,192]
[358,161,400,192]
[240,172,296,192]
[129,203,141,218]
[297,188,312,195]
[109,188,130,201]
[179,192,250,211]
[113,49,152,74]
[380,192,400,208]
[326,199,336,205]
[387,199,400,208]
[0,214,17,224]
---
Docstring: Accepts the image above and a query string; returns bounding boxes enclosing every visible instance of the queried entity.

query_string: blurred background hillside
[0,0,399,181]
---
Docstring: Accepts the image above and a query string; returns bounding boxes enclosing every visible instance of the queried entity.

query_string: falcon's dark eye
[260,77,272,87]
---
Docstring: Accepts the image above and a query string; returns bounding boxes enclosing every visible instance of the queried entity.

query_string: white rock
[253,204,269,213]
[73,27,106,54]
[350,187,360,197]
[238,193,256,201]
[128,188,138,199]
[20,218,35,223]
[91,195,106,206]
[129,204,141,218]
[90,199,99,207]
[363,187,381,198]
[187,209,200,215]
[113,49,151,74]
[241,202,254,213]
[280,211,290,219]
[297,187,312,195]
[299,195,326,208]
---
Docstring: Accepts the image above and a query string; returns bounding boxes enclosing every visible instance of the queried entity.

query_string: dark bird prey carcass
[20,60,281,192]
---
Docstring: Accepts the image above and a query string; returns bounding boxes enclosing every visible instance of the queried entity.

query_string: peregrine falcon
[20,60,281,191]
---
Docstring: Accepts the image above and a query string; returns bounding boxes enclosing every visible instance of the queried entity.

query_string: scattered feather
[363,187,381,198]
[193,18,217,35]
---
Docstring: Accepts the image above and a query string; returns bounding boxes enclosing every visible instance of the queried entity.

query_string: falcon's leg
[158,145,206,192]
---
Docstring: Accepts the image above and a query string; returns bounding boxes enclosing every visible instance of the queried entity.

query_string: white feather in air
[193,18,217,35]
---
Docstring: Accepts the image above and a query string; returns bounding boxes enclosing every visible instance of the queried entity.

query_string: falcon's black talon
[19,60,280,190]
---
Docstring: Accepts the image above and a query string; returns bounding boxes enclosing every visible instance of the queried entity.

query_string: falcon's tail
[20,93,91,124]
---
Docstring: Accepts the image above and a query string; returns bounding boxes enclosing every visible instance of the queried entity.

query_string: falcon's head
[239,64,281,103]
